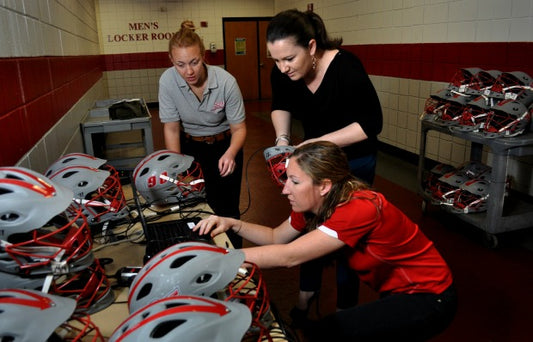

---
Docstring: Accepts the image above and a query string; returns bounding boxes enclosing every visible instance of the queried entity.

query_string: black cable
[267,301,301,342]
[240,145,270,216]
[95,148,271,248]
[129,170,150,232]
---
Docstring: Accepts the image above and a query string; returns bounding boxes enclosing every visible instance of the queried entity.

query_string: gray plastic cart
[417,119,533,247]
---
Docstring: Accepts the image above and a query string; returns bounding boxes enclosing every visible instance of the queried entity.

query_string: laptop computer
[129,173,214,263]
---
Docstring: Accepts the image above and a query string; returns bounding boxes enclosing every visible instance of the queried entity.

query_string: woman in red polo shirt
[195,141,457,341]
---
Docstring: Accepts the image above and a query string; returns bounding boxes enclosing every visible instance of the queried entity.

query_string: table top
[90,188,291,341]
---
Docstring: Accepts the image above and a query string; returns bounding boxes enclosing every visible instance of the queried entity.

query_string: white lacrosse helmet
[436,94,472,126]
[110,295,251,342]
[0,288,105,342]
[447,67,483,94]
[50,258,115,315]
[483,98,532,138]
[222,262,274,341]
[263,145,295,188]
[44,153,107,178]
[127,241,245,314]
[452,179,490,214]
[133,150,206,205]
[0,167,93,276]
[0,288,76,342]
[47,164,129,225]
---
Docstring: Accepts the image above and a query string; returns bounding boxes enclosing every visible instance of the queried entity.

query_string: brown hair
[168,20,205,55]
[290,141,378,230]
[267,9,342,50]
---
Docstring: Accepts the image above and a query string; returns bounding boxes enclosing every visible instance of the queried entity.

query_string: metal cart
[81,98,154,171]
[417,119,533,247]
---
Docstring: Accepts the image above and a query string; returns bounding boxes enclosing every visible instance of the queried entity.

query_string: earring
[312,56,317,70]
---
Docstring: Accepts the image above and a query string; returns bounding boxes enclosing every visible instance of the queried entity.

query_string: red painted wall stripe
[1,42,531,166]
[345,42,533,83]
[0,56,103,166]
[101,42,533,83]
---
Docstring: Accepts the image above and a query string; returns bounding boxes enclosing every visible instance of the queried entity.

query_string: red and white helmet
[128,242,244,314]
[0,288,104,342]
[454,95,492,132]
[452,179,490,214]
[447,67,483,94]
[222,262,274,341]
[0,167,93,276]
[110,295,252,342]
[422,88,455,120]
[431,171,470,205]
[133,150,206,206]
[428,161,492,208]
[487,71,532,99]
[44,153,107,178]
[436,94,472,126]
[483,96,532,138]
[422,163,456,199]
[264,146,295,188]
[50,258,115,315]
[464,69,502,96]
[47,164,129,225]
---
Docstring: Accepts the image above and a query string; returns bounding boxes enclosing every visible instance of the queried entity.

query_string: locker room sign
[106,21,174,42]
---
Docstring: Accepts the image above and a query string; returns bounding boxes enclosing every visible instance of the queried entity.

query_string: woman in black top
[267,8,383,325]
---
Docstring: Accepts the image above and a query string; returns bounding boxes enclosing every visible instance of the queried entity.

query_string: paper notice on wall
[235,38,246,55]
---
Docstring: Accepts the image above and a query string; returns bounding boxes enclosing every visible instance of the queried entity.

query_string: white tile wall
[97,0,274,55]
[0,0,99,57]
[4,0,531,192]
[5,0,103,169]
[275,0,533,44]
[105,68,164,103]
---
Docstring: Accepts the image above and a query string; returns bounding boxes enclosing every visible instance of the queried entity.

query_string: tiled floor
[116,100,533,341]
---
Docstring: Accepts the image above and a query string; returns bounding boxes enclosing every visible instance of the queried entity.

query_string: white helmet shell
[0,288,76,342]
[111,295,251,342]
[128,242,244,314]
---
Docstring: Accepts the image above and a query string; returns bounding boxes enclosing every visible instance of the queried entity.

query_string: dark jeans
[181,136,243,248]
[299,154,377,309]
[308,284,458,342]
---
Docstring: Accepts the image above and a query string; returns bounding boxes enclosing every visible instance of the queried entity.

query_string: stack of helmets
[0,166,94,277]
[423,161,494,214]
[0,167,109,340]
[421,68,533,138]
[45,153,130,226]
[111,241,272,342]
[43,153,121,314]
[0,163,114,315]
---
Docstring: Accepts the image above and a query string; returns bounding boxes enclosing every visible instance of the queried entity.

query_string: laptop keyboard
[143,217,213,261]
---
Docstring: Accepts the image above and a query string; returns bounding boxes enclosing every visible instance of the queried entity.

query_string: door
[223,18,273,100]
[258,20,275,99]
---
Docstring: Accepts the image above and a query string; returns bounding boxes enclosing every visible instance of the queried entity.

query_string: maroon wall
[1,42,531,166]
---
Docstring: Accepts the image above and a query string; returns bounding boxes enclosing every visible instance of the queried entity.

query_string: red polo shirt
[290,190,453,295]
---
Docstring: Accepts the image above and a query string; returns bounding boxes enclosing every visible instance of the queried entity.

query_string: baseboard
[378,142,419,166]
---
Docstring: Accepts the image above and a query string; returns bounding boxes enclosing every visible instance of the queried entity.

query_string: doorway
[223,17,274,100]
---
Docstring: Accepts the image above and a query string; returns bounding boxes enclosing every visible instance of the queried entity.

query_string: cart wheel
[482,232,498,249]
[421,200,428,214]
